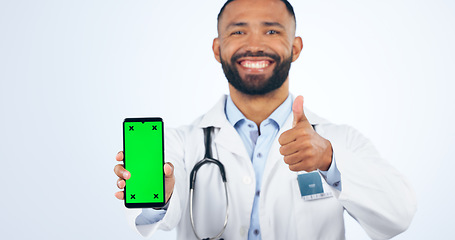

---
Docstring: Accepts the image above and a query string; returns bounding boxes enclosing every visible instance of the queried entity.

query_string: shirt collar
[268,94,292,129]
[225,94,292,130]
[225,95,246,127]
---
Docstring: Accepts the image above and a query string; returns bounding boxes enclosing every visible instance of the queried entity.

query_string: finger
[284,153,316,172]
[117,179,125,189]
[278,129,294,146]
[115,151,124,162]
[114,164,130,179]
[280,137,311,155]
[283,151,305,165]
[283,148,315,165]
[279,141,299,156]
[288,161,316,172]
[292,95,309,128]
[278,127,311,146]
[115,191,124,200]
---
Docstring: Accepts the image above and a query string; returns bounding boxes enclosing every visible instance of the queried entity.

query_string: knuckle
[283,156,292,164]
[278,136,284,145]
[289,164,298,172]
[310,148,317,158]
[297,140,306,149]
[279,146,286,155]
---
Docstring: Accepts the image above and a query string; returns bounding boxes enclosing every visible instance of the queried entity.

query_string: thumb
[292,95,309,128]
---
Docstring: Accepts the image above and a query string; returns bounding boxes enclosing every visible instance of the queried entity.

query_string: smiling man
[114,0,416,239]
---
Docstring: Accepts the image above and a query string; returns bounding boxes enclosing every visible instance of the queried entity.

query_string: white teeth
[242,61,269,69]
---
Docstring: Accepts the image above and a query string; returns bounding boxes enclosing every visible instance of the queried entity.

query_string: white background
[1,0,454,239]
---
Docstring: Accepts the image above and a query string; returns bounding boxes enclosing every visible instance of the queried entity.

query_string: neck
[229,80,289,127]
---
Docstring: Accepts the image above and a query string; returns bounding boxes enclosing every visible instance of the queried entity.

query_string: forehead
[218,0,294,31]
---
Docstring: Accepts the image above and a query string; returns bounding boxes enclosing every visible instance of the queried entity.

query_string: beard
[220,50,292,95]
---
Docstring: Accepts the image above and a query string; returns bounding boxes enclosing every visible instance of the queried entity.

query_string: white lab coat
[125,95,416,240]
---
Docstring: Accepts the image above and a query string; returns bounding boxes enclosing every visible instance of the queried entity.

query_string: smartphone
[123,117,165,208]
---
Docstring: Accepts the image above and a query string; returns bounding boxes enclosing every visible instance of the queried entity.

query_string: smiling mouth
[238,60,274,70]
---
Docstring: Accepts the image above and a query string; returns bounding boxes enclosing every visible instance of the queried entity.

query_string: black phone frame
[123,117,166,208]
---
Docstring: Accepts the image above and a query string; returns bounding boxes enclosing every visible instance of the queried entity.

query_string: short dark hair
[217,0,296,27]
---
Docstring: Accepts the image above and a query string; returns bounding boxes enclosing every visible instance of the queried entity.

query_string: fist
[278,96,333,172]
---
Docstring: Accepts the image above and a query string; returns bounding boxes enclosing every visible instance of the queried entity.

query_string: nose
[244,32,265,53]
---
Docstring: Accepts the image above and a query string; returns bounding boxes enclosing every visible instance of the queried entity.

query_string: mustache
[231,51,281,63]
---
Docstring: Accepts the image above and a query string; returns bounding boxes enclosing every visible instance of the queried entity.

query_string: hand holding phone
[114,153,175,205]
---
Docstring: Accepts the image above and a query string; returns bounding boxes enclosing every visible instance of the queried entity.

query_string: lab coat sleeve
[124,127,189,238]
[319,154,342,191]
[326,125,417,240]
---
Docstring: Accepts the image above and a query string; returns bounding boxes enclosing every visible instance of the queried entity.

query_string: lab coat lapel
[262,114,293,184]
[196,95,250,159]
[214,124,250,159]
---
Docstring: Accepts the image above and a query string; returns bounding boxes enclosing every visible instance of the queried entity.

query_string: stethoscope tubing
[189,127,229,240]
[189,172,229,240]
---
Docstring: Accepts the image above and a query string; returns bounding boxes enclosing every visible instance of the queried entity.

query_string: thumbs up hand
[278,96,333,172]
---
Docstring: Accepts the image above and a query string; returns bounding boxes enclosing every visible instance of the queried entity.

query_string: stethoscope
[189,127,229,240]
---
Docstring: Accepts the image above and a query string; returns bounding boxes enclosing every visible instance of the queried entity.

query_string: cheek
[269,39,293,56]
[219,40,239,60]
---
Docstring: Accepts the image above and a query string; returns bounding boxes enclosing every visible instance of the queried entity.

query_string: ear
[212,38,221,63]
[291,36,303,62]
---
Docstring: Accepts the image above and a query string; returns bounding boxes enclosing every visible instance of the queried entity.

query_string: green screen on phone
[123,118,165,208]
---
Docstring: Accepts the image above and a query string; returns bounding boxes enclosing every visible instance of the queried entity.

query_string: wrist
[319,140,333,171]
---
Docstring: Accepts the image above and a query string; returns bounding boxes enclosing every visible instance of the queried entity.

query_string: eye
[231,31,244,35]
[267,30,279,35]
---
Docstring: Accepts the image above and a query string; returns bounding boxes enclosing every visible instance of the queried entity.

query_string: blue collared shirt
[225,95,291,240]
[225,95,341,240]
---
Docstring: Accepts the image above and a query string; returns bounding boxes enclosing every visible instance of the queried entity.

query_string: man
[114,0,416,239]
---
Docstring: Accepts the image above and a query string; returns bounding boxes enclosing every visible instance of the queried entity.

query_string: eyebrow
[225,21,286,31]
[263,22,285,29]
[225,22,247,30]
